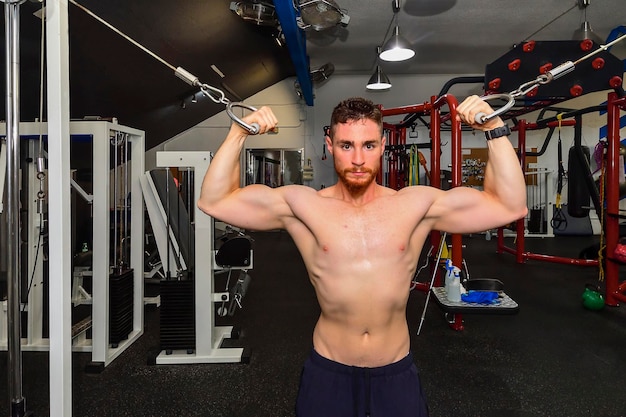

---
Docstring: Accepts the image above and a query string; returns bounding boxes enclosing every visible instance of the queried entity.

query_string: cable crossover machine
[64,0,265,365]
[0,1,268,415]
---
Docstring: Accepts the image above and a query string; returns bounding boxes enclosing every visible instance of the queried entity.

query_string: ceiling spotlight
[310,62,335,85]
[298,0,350,31]
[229,1,278,26]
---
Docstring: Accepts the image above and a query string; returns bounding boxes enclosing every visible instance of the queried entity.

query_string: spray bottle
[447,266,462,302]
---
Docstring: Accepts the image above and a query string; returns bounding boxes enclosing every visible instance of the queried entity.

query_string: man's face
[326,118,385,195]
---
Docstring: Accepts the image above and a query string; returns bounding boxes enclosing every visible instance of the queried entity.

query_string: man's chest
[314,209,417,256]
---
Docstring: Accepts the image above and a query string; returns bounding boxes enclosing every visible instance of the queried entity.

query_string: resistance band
[409,145,419,185]
[551,114,567,231]
[418,151,430,184]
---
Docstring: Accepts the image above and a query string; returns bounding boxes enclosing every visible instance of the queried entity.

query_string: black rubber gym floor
[1,231,626,417]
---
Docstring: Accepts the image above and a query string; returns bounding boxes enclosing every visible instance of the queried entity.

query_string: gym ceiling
[1,0,624,150]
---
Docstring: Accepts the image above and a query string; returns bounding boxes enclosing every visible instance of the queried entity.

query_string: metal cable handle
[226,102,261,135]
[474,60,576,124]
[474,93,516,124]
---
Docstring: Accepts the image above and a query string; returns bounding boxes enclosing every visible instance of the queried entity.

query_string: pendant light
[367,47,392,90]
[379,0,414,62]
[366,66,392,90]
[572,21,603,43]
[572,0,603,44]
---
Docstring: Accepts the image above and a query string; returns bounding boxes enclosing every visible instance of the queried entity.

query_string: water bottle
[447,267,462,302]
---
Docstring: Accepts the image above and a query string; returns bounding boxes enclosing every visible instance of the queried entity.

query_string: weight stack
[109,268,134,346]
[159,279,195,351]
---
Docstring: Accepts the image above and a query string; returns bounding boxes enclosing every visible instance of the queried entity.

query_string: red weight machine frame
[598,92,626,306]
[378,91,626,328]
[496,91,626,306]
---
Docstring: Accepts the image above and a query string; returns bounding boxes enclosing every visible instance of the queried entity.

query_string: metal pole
[3,0,28,416]
[46,0,73,413]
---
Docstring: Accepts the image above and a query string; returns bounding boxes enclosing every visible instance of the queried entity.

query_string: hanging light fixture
[367,47,392,90]
[572,21,603,43]
[367,66,392,90]
[379,0,415,62]
[572,0,603,44]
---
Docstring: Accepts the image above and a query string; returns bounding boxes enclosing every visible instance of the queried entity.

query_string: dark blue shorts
[296,349,429,417]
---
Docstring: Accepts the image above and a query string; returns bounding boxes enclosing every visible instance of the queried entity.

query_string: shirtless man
[198,96,527,417]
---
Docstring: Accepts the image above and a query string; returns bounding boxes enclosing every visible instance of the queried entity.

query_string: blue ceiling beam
[273,1,314,106]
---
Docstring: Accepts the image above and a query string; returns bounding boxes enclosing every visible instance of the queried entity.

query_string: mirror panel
[245,149,304,187]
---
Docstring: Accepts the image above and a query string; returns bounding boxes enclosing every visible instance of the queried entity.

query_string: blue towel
[461,291,500,305]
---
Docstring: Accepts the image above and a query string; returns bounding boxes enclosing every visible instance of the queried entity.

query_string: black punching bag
[567,146,591,218]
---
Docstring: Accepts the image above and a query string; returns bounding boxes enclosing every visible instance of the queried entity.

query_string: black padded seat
[215,237,252,268]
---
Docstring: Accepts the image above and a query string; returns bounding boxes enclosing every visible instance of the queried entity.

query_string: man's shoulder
[395,184,438,197]
[315,184,340,198]
[392,185,442,211]
[279,184,320,200]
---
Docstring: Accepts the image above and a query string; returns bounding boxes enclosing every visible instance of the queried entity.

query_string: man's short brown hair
[329,97,383,139]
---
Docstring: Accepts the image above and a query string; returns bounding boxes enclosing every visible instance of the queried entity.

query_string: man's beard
[336,165,378,196]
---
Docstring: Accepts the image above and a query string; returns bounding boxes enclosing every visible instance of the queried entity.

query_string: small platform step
[431,287,519,315]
